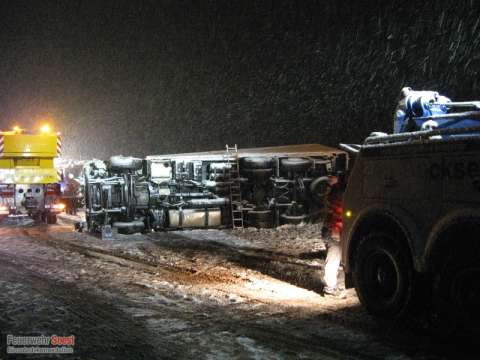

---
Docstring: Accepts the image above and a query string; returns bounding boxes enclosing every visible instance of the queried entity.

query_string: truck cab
[0,127,64,223]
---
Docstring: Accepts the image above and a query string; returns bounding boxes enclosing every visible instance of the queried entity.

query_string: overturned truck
[83,144,347,233]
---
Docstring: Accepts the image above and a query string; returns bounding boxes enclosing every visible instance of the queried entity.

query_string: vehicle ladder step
[225,144,244,230]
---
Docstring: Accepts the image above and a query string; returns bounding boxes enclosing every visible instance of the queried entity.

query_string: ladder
[225,144,244,229]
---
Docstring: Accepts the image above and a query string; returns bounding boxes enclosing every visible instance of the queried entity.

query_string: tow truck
[341,88,480,327]
[0,125,65,223]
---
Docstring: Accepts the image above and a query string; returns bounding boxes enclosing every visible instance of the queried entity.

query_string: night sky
[0,1,479,159]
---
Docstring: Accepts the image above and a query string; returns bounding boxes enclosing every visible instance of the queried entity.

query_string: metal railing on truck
[363,125,480,146]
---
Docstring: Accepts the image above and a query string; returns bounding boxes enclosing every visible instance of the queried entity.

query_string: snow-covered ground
[0,221,474,359]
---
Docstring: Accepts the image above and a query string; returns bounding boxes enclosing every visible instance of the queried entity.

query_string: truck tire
[309,176,330,201]
[113,221,145,234]
[353,231,413,318]
[436,256,480,331]
[435,235,480,331]
[110,156,143,171]
[280,213,308,225]
[280,158,312,173]
[247,209,273,228]
[242,168,273,180]
[241,157,273,169]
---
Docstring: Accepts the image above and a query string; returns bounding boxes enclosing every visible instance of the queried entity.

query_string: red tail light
[0,185,14,198]
[46,184,60,196]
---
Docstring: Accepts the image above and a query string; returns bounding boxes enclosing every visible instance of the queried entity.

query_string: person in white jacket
[322,173,346,297]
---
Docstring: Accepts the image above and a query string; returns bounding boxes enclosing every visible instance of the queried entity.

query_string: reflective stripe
[56,136,62,155]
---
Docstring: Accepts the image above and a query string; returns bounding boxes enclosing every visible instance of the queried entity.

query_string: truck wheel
[110,156,143,171]
[353,232,413,318]
[247,209,273,228]
[280,158,312,173]
[309,176,330,202]
[241,157,273,169]
[280,213,308,225]
[113,221,145,234]
[435,248,480,331]
[242,168,273,180]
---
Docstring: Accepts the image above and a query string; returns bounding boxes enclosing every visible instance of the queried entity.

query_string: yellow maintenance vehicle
[0,125,65,223]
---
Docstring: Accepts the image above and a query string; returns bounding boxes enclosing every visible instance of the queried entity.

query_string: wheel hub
[368,251,398,299]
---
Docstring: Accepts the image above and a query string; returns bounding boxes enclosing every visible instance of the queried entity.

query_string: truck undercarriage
[83,144,347,233]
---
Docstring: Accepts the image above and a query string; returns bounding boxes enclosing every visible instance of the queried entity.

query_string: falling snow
[0,1,478,159]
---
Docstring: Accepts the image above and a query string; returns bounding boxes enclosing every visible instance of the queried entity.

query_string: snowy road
[0,223,472,359]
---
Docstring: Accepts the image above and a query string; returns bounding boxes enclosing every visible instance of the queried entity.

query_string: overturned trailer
[83,144,347,233]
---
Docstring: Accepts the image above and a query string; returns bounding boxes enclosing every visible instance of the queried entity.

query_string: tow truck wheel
[435,235,480,332]
[353,232,413,318]
[436,259,480,332]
